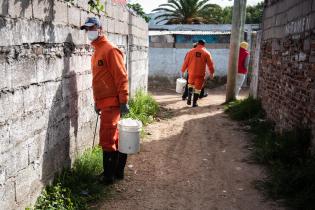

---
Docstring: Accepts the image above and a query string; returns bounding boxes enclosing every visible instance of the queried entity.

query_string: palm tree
[152,0,217,24]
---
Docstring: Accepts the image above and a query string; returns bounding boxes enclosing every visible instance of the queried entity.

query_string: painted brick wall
[258,0,315,136]
[0,0,148,209]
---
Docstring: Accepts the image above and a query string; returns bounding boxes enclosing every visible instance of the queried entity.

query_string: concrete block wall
[258,0,315,136]
[0,0,148,209]
[128,13,149,95]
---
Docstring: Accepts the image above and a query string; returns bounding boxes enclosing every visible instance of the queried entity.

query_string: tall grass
[224,96,264,121]
[225,97,315,210]
[30,147,110,210]
[126,90,159,125]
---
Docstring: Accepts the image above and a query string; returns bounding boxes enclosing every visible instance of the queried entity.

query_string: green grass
[30,147,112,210]
[224,96,264,121]
[226,97,315,210]
[125,90,159,126]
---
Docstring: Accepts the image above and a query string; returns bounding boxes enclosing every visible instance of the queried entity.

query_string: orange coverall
[91,35,129,151]
[181,45,214,92]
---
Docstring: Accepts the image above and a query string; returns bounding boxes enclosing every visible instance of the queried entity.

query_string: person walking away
[181,40,215,107]
[236,41,250,97]
[81,17,129,185]
[182,43,209,100]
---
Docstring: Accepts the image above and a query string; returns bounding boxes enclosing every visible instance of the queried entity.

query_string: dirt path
[92,86,283,210]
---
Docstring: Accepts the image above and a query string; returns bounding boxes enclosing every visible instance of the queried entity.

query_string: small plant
[127,3,151,22]
[126,90,159,125]
[30,147,106,210]
[88,0,105,14]
[224,96,264,121]
[33,183,75,210]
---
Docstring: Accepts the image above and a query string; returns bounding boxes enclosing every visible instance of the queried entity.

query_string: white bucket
[118,118,142,154]
[176,78,187,93]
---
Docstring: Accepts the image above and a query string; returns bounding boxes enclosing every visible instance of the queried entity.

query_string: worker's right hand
[94,103,101,115]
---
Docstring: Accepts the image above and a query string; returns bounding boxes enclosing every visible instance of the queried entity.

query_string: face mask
[87,30,99,41]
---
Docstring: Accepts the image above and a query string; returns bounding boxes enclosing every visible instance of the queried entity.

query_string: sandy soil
[92,86,283,210]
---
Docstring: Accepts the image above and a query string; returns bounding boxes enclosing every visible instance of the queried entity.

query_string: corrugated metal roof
[149,30,231,36]
[149,24,260,32]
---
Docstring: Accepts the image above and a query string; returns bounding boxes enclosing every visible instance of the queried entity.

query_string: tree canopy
[153,1,264,24]
[153,0,219,24]
[127,3,151,22]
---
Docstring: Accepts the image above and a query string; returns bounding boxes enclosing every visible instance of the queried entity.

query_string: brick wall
[0,0,148,209]
[258,0,315,136]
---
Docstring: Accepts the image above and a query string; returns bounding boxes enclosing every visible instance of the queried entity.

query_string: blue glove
[120,104,130,117]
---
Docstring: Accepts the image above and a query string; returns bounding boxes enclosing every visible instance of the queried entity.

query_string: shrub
[224,97,264,121]
[126,90,159,125]
[31,147,105,210]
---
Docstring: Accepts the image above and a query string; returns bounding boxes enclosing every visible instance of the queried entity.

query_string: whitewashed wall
[149,48,229,78]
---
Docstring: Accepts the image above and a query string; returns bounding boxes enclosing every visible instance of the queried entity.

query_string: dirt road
[93,86,282,210]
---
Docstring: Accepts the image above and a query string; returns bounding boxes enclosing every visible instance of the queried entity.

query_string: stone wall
[0,0,148,209]
[258,0,315,135]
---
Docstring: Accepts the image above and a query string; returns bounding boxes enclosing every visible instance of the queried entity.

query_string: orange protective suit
[91,35,129,151]
[181,45,214,91]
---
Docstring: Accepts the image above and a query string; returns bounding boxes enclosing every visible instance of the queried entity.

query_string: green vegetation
[153,0,218,24]
[245,2,264,24]
[224,97,264,121]
[88,0,105,14]
[65,0,106,14]
[30,147,110,210]
[126,90,159,126]
[153,0,264,24]
[225,97,315,210]
[127,3,150,22]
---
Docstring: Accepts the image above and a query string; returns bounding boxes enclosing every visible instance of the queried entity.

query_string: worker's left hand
[120,103,130,117]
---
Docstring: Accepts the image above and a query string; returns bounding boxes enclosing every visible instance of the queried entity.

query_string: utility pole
[225,0,247,102]
[240,0,247,42]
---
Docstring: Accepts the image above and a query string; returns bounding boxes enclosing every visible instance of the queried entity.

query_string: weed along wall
[258,0,315,139]
[0,0,148,209]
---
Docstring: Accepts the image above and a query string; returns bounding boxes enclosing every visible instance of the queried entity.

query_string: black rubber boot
[115,152,127,180]
[102,151,117,185]
[187,87,193,105]
[182,84,188,100]
[192,93,200,107]
[199,88,208,99]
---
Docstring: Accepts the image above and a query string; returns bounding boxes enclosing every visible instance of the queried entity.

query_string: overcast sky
[128,0,263,13]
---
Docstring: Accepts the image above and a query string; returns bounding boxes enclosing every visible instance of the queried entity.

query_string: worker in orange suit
[181,40,215,107]
[81,17,129,185]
